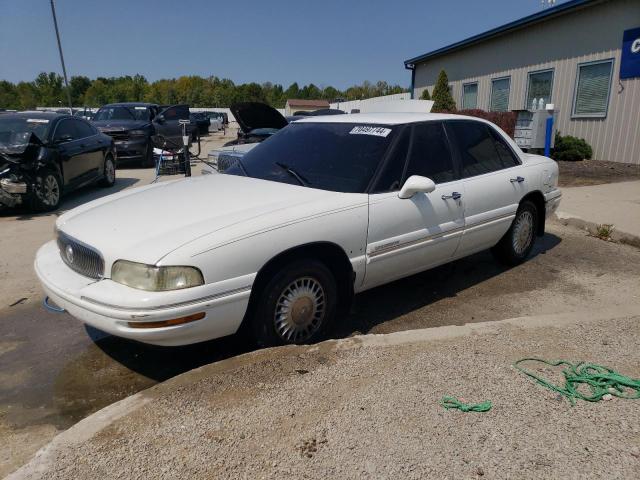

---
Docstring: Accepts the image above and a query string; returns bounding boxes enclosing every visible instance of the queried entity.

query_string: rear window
[225,122,396,193]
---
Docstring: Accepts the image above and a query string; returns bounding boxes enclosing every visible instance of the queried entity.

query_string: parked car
[35,113,561,348]
[225,102,288,146]
[92,103,191,167]
[204,112,224,132]
[189,112,210,136]
[0,111,116,211]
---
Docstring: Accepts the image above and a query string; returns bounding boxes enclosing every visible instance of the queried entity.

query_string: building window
[490,77,510,112]
[462,83,478,110]
[526,69,554,109]
[572,59,614,118]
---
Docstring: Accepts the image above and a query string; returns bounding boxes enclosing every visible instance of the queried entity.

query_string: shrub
[457,109,517,138]
[420,88,431,100]
[431,70,456,112]
[552,133,593,161]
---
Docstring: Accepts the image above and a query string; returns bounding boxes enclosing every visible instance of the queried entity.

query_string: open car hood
[230,102,288,133]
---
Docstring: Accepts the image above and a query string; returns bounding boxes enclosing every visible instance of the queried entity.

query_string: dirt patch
[558,159,640,187]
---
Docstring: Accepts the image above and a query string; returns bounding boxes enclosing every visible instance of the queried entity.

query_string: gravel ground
[558,159,640,187]
[14,313,640,479]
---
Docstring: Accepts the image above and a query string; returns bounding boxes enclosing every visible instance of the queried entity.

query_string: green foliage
[431,70,456,112]
[552,133,593,161]
[0,73,408,109]
[419,88,430,100]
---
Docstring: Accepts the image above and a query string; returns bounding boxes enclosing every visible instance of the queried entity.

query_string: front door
[52,119,90,186]
[363,122,465,290]
[154,104,190,147]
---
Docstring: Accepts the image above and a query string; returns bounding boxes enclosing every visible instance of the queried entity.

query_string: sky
[0,0,569,89]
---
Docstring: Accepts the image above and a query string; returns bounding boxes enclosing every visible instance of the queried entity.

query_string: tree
[431,70,456,112]
[0,81,18,109]
[34,72,64,107]
[420,88,431,100]
[69,76,92,105]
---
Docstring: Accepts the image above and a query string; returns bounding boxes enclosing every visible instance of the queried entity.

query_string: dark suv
[92,103,191,167]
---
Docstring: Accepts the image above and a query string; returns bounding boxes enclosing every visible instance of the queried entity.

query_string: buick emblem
[65,245,74,264]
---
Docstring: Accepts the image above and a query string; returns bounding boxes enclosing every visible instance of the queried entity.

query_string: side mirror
[155,114,165,124]
[398,175,436,199]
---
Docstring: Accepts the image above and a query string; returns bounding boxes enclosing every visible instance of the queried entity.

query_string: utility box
[513,109,556,150]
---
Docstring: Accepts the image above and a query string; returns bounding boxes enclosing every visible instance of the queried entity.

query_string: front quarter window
[225,122,396,193]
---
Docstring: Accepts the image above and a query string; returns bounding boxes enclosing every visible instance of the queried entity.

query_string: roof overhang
[404,0,601,67]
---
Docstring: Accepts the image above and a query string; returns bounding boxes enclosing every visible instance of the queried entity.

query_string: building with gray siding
[404,0,640,164]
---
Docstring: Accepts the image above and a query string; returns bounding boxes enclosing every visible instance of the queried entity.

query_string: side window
[372,127,410,193]
[162,105,189,120]
[447,121,504,178]
[404,122,455,184]
[73,119,96,139]
[489,128,520,168]
[53,120,77,142]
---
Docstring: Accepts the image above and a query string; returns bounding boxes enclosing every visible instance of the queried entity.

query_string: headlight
[129,129,147,136]
[111,260,204,291]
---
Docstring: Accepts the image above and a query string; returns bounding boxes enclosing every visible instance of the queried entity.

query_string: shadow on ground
[0,177,140,221]
[93,233,562,384]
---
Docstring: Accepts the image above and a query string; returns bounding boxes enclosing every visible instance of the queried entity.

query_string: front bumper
[35,240,253,346]
[0,177,29,207]
[112,137,148,161]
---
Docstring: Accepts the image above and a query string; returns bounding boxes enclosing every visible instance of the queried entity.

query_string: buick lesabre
[35,113,562,346]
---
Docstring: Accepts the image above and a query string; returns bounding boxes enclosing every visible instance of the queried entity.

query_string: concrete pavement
[9,307,640,479]
[556,180,640,245]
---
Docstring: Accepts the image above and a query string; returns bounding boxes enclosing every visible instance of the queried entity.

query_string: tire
[30,170,62,212]
[99,155,116,187]
[491,200,538,266]
[142,141,155,168]
[250,259,338,347]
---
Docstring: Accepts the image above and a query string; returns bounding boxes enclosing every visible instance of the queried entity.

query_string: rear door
[445,120,526,256]
[155,104,190,147]
[72,119,104,178]
[363,122,465,290]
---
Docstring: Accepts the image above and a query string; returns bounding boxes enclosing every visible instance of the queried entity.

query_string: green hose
[514,358,640,406]
[440,396,492,412]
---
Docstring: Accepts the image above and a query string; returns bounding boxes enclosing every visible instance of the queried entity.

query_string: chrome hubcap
[40,175,60,206]
[105,159,115,183]
[512,211,534,255]
[274,277,325,343]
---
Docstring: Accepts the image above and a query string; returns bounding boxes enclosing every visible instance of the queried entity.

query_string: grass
[594,224,615,241]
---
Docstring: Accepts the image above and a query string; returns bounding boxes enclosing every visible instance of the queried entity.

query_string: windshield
[225,122,396,193]
[94,106,151,122]
[0,117,50,147]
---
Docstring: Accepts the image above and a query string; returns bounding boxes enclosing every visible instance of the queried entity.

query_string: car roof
[2,111,66,120]
[294,112,487,125]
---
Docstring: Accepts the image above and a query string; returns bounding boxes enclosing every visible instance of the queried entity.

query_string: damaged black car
[0,111,117,212]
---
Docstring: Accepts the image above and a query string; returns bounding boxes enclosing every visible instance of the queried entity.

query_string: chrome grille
[217,153,242,172]
[57,231,104,279]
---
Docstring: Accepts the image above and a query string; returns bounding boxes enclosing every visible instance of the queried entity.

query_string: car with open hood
[0,111,117,211]
[35,113,561,347]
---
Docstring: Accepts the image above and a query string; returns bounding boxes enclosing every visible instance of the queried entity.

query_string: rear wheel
[250,259,338,347]
[492,200,538,265]
[99,155,116,187]
[30,170,62,212]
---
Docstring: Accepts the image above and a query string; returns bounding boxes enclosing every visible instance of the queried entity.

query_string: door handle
[441,192,462,200]
[510,176,525,183]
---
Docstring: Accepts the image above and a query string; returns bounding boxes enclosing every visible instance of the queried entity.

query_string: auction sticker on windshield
[27,119,49,123]
[349,126,392,137]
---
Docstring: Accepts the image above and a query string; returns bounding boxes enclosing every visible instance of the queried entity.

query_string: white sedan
[35,113,561,347]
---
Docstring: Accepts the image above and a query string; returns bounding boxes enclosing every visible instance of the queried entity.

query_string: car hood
[0,133,44,165]
[231,102,288,133]
[93,119,149,131]
[56,175,364,268]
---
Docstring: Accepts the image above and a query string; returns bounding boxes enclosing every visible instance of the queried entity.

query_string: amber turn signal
[127,312,205,329]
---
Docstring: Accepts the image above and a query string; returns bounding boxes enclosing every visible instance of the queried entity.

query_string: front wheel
[250,260,338,347]
[492,200,538,265]
[30,170,62,212]
[99,155,116,187]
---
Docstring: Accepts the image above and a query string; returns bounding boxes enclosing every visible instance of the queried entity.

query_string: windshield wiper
[275,161,310,187]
